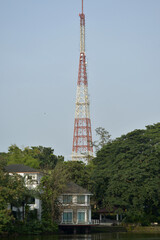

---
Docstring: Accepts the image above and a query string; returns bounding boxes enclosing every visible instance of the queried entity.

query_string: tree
[93,127,111,152]
[38,164,68,224]
[3,145,63,170]
[92,123,160,223]
[0,154,7,170]
[64,161,94,191]
[31,146,64,170]
[0,169,29,233]
[6,145,39,168]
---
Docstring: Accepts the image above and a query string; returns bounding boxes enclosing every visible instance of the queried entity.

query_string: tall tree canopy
[6,145,39,168]
[92,123,160,223]
[4,145,63,169]
[64,161,94,191]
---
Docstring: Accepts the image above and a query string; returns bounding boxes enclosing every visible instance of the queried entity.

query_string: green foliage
[31,146,64,169]
[41,219,58,233]
[0,154,7,170]
[0,166,59,235]
[13,219,58,234]
[0,209,14,233]
[92,123,160,223]
[39,164,68,223]
[13,220,42,234]
[3,145,63,169]
[6,145,39,168]
[0,169,29,234]
[0,170,28,209]
[64,161,94,191]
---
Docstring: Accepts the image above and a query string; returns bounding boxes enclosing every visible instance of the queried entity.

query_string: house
[59,182,92,225]
[5,164,93,227]
[5,164,42,220]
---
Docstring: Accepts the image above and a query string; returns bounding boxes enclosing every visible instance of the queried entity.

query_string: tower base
[72,151,94,164]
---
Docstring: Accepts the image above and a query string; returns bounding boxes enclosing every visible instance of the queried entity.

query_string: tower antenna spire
[72,0,93,164]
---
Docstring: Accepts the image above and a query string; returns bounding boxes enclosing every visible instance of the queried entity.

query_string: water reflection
[4,234,118,240]
[4,233,160,240]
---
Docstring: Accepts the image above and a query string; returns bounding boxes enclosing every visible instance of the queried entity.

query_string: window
[78,212,85,223]
[63,195,72,204]
[63,212,72,223]
[87,195,90,204]
[77,195,85,204]
[27,197,35,204]
[26,174,36,180]
[27,175,32,180]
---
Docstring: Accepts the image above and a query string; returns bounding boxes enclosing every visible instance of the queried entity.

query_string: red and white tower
[72,0,93,163]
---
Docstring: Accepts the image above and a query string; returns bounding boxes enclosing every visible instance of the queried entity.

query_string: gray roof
[63,182,92,195]
[5,164,40,173]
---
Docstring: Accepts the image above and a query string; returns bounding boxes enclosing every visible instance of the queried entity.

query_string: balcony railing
[91,219,100,225]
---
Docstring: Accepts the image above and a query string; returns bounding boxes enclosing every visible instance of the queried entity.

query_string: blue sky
[1,0,160,159]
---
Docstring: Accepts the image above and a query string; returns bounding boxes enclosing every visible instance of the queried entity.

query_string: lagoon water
[4,233,160,240]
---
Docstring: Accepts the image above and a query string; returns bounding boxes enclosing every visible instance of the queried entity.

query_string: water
[2,233,160,240]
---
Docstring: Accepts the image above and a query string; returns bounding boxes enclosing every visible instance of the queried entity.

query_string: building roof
[63,182,92,195]
[5,164,40,173]
[96,207,125,214]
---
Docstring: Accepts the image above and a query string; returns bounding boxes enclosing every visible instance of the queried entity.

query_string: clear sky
[1,0,160,159]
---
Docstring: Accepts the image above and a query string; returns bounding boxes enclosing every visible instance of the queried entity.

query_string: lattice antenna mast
[72,0,93,164]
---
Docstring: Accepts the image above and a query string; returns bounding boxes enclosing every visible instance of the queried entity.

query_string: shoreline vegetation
[2,225,160,237]
[127,226,160,233]
[91,225,160,234]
